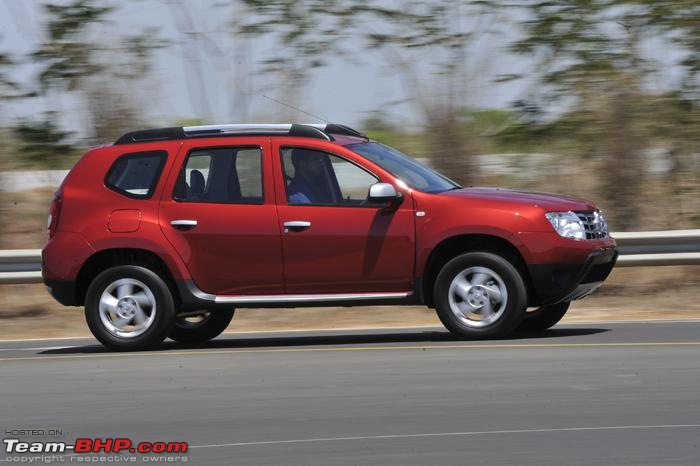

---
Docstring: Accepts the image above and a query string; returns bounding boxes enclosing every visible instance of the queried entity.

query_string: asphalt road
[1,321,700,465]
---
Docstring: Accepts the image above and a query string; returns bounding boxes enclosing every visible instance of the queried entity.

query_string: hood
[442,187,597,212]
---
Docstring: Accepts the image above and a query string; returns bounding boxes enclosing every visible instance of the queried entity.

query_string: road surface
[1,321,699,465]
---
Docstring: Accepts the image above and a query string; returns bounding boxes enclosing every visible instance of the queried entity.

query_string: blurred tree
[167,0,255,121]
[626,0,700,226]
[86,27,168,142]
[235,0,356,120]
[356,1,501,186]
[32,1,113,93]
[236,0,500,185]
[0,49,18,101]
[627,1,700,94]
[12,116,77,169]
[510,0,653,230]
[32,1,166,144]
[0,44,21,173]
[166,0,213,118]
[359,112,427,158]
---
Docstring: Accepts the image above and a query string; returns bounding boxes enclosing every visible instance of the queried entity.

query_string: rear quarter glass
[105,151,167,199]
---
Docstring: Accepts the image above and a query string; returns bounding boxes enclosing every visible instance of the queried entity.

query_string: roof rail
[306,123,369,140]
[114,123,368,145]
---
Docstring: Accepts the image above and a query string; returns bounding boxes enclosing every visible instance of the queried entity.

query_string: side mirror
[368,182,402,207]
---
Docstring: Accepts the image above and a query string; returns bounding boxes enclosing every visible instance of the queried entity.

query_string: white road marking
[0,424,697,463]
[188,424,700,449]
[563,317,700,324]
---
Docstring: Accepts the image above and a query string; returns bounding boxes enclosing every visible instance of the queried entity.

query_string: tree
[625,1,700,225]
[85,27,167,141]
[32,1,166,143]
[235,0,356,120]
[32,1,113,93]
[12,116,77,169]
[509,0,653,230]
[357,1,502,186]
[0,43,22,172]
[625,1,700,95]
[235,1,500,184]
[0,49,18,101]
[0,40,31,108]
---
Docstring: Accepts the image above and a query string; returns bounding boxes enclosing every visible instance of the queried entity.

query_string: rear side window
[105,151,167,199]
[173,147,263,204]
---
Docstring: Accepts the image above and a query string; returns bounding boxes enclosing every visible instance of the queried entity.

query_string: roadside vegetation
[1,1,699,234]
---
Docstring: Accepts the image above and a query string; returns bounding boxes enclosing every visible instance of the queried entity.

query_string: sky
[0,0,532,137]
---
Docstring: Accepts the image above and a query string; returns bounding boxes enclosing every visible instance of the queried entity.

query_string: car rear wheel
[169,309,235,343]
[434,252,527,339]
[516,301,571,332]
[85,265,175,351]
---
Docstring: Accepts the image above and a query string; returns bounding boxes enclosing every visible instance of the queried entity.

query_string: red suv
[42,123,617,350]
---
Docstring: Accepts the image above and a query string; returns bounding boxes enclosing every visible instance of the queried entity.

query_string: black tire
[169,309,235,343]
[434,252,528,339]
[516,301,571,332]
[85,265,175,351]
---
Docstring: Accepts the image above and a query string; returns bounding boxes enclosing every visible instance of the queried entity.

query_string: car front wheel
[434,252,527,339]
[85,265,175,351]
[169,309,235,343]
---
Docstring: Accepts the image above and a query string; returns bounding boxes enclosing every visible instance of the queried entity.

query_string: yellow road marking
[2,319,700,343]
[1,341,700,362]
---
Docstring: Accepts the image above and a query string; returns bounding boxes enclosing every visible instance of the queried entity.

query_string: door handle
[283,220,311,232]
[171,219,198,230]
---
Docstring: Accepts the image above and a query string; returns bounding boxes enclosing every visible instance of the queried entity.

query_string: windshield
[347,142,461,193]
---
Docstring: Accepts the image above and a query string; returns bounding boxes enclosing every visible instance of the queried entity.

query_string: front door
[273,142,416,294]
[160,138,284,295]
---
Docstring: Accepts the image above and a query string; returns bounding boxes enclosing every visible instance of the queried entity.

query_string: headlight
[595,210,609,237]
[545,211,585,240]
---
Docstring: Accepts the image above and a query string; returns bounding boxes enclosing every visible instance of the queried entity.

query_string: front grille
[576,210,608,240]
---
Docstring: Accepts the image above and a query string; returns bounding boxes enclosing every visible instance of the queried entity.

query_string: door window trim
[280,145,384,208]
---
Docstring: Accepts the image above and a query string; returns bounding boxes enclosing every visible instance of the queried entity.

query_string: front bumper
[528,246,618,305]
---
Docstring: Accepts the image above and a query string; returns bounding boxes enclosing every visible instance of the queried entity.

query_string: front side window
[173,147,263,204]
[105,151,167,199]
[281,147,379,206]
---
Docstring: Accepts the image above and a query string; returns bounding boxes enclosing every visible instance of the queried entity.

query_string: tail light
[47,194,62,239]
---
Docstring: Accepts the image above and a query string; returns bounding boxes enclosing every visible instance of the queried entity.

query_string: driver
[287,149,330,204]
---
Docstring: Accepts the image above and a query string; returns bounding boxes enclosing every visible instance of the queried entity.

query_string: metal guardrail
[0,230,698,285]
[614,229,700,266]
[0,249,43,284]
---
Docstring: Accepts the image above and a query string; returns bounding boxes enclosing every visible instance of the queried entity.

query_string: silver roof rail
[114,123,367,145]
[182,123,331,140]
[183,124,293,135]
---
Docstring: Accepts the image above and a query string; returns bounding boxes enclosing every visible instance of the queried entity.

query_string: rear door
[159,138,284,295]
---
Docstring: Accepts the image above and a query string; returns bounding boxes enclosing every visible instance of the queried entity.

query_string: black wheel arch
[75,248,180,307]
[421,234,536,308]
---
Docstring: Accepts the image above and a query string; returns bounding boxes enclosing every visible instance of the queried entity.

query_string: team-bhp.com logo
[5,438,188,454]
